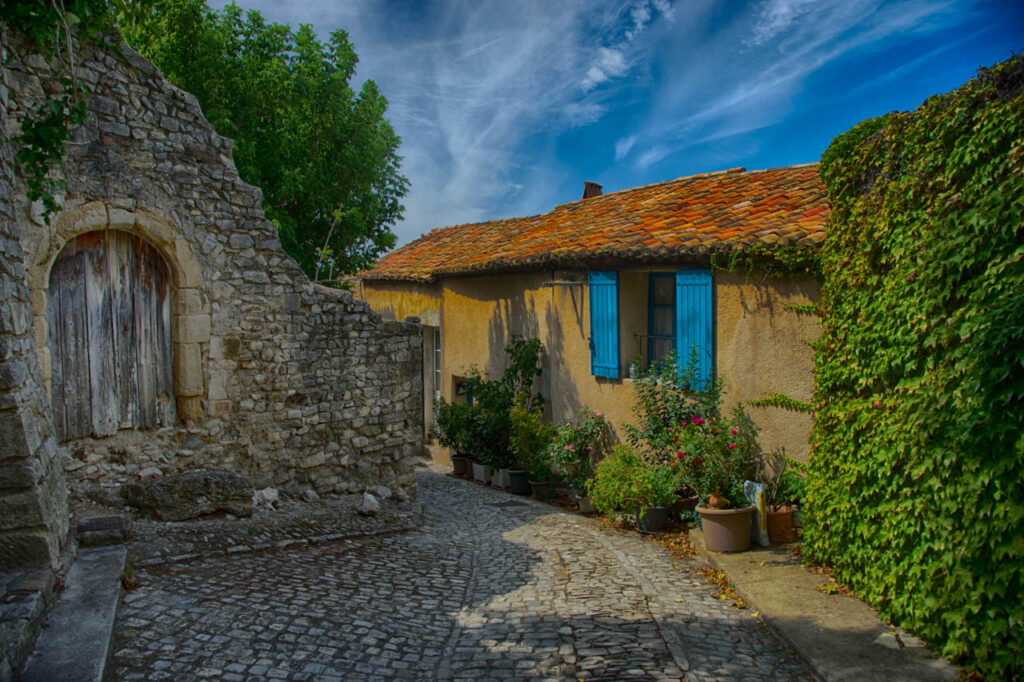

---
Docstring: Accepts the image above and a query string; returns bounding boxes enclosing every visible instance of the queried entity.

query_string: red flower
[728,442,736,449]
[692,416,703,425]
[675,452,685,460]
[730,429,738,436]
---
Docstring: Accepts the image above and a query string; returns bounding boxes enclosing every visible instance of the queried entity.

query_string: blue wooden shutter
[588,271,620,378]
[675,270,712,386]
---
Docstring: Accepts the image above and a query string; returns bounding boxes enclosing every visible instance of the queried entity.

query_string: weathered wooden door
[46,231,175,441]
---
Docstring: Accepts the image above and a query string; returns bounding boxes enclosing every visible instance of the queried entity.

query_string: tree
[115,0,408,278]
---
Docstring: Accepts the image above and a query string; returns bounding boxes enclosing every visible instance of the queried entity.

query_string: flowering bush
[547,404,608,488]
[669,406,759,508]
[509,395,557,481]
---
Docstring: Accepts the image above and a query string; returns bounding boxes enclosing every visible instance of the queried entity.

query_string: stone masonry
[2,30,422,504]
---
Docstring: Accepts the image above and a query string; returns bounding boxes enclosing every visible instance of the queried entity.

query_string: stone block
[121,469,253,521]
[0,530,58,571]
[107,207,135,231]
[172,343,203,395]
[174,238,203,288]
[176,314,210,343]
[0,490,46,530]
[174,288,202,316]
[57,201,107,239]
[0,458,40,488]
[0,408,30,460]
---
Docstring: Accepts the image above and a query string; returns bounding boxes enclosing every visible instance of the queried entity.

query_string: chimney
[582,181,603,199]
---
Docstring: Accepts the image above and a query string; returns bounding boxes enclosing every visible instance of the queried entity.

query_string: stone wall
[2,32,423,502]
[0,31,70,573]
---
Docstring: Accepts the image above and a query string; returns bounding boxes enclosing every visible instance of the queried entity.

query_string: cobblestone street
[111,467,814,681]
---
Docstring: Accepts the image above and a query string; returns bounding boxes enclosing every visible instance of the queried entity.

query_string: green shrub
[586,445,644,516]
[509,395,556,471]
[431,399,476,455]
[807,55,1024,678]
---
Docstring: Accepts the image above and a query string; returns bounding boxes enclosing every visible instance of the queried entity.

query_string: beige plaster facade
[359,267,819,464]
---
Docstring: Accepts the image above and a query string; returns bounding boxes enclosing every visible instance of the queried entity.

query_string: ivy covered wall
[804,55,1023,678]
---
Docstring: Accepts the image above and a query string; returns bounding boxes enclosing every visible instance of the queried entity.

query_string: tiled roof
[362,164,827,283]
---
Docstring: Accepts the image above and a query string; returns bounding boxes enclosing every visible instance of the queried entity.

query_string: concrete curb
[689,528,958,682]
[21,546,126,682]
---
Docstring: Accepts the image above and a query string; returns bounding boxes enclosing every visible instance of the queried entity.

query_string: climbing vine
[2,0,114,223]
[710,243,819,277]
[746,392,812,413]
[804,54,1024,679]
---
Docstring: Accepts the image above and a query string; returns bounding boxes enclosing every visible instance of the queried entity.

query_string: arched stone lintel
[28,200,209,420]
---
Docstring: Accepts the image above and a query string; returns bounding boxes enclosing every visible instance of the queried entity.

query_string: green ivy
[710,242,819,276]
[3,0,116,224]
[804,55,1024,679]
[747,392,812,413]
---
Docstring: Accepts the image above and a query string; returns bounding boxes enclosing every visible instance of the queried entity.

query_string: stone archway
[27,201,208,423]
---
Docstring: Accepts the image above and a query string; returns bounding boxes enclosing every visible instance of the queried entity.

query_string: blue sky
[210,0,1022,248]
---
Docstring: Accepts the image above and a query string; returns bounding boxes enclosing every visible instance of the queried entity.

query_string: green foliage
[431,399,476,455]
[546,404,609,488]
[435,336,546,469]
[509,396,556,472]
[710,243,819,276]
[629,464,680,510]
[3,0,116,224]
[755,449,805,510]
[585,445,644,517]
[117,0,408,277]
[669,408,759,508]
[623,350,724,463]
[746,392,813,413]
[806,55,1024,678]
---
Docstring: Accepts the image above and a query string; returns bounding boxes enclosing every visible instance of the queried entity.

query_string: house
[357,165,828,462]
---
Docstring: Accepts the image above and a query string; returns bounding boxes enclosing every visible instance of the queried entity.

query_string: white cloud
[614,135,637,160]
[582,46,628,91]
[625,0,979,170]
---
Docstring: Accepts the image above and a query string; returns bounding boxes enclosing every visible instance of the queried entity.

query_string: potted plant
[586,445,642,520]
[673,407,760,552]
[432,398,476,477]
[509,396,555,496]
[632,464,679,534]
[757,449,805,544]
[548,404,608,508]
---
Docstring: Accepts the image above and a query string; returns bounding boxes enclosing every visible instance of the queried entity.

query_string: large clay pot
[507,469,532,496]
[450,454,469,477]
[698,504,755,552]
[530,480,553,500]
[635,505,670,534]
[766,507,797,544]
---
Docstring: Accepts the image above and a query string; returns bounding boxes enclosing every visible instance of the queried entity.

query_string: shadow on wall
[483,285,583,421]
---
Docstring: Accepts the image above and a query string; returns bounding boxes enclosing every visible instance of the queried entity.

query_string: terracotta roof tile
[361,163,827,283]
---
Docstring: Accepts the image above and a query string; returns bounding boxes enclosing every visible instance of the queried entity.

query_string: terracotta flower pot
[766,506,797,544]
[698,504,754,552]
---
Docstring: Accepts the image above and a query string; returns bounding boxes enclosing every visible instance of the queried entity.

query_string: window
[648,273,675,367]
[589,269,712,385]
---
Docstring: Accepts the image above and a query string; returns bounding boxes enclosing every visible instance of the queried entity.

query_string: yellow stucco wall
[359,268,820,464]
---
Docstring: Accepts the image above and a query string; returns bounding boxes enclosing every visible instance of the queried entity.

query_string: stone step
[20,546,125,682]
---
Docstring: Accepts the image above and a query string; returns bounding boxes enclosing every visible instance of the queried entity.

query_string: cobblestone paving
[112,467,814,681]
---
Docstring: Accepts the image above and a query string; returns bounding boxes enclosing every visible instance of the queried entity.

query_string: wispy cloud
[617,0,981,170]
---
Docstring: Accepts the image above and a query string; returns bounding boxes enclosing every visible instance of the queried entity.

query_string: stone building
[358,166,826,463]
[0,29,423,577]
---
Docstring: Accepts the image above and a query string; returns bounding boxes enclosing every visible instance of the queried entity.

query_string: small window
[648,273,675,367]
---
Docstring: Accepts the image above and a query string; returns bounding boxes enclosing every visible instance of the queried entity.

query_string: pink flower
[728,442,736,449]
[581,403,587,407]
[587,446,593,451]
[730,429,738,436]
[564,445,571,450]
[692,416,703,425]
[595,412,602,418]
[675,452,685,460]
